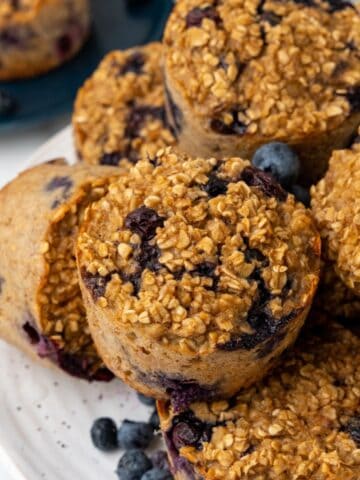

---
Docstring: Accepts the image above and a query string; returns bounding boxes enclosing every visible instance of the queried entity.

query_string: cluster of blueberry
[91,393,173,480]
[252,141,310,206]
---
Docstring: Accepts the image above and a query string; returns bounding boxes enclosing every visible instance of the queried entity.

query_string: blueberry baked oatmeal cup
[73,43,177,168]
[77,148,320,403]
[0,160,121,380]
[163,0,360,184]
[158,319,360,480]
[311,131,360,296]
[0,0,90,80]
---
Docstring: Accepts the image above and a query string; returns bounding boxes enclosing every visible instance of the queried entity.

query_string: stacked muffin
[0,0,91,80]
[1,0,360,478]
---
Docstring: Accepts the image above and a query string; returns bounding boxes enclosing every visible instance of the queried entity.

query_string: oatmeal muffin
[0,159,121,380]
[0,0,90,80]
[73,43,177,168]
[158,319,360,480]
[311,133,360,295]
[77,148,320,402]
[163,0,360,185]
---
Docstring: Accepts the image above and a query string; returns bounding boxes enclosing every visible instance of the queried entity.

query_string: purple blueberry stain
[210,110,247,136]
[325,0,355,12]
[121,242,163,296]
[240,166,288,202]
[121,207,165,296]
[23,320,113,381]
[170,411,214,451]
[125,105,166,138]
[191,262,217,278]
[218,308,298,353]
[165,87,183,137]
[82,270,113,301]
[261,11,282,25]
[346,86,360,113]
[346,41,357,52]
[344,416,360,446]
[100,152,122,166]
[120,51,146,75]
[203,173,229,198]
[244,247,267,265]
[45,175,74,209]
[120,269,143,297]
[23,321,40,345]
[156,376,217,412]
[293,0,317,6]
[245,268,272,332]
[100,148,138,167]
[56,34,72,58]
[191,262,219,291]
[0,27,21,46]
[185,6,221,28]
[352,134,360,146]
[58,352,114,382]
[45,175,73,192]
[163,424,199,479]
[125,206,165,241]
[135,242,162,273]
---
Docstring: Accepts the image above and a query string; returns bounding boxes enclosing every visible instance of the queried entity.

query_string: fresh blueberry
[116,450,152,480]
[137,393,156,407]
[252,142,300,188]
[290,184,310,207]
[141,468,173,480]
[149,409,160,431]
[117,420,154,449]
[90,417,118,452]
[150,451,170,471]
[0,90,17,117]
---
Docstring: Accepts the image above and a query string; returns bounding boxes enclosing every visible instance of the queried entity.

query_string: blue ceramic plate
[0,0,173,132]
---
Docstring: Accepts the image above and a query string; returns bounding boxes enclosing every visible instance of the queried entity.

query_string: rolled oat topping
[160,321,360,479]
[78,148,319,353]
[311,135,360,295]
[73,43,177,168]
[164,0,360,139]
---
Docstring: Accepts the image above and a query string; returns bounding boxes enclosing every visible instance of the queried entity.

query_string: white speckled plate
[0,126,160,480]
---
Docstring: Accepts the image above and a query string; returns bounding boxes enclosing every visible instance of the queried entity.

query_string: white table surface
[0,115,69,186]
[0,114,70,480]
